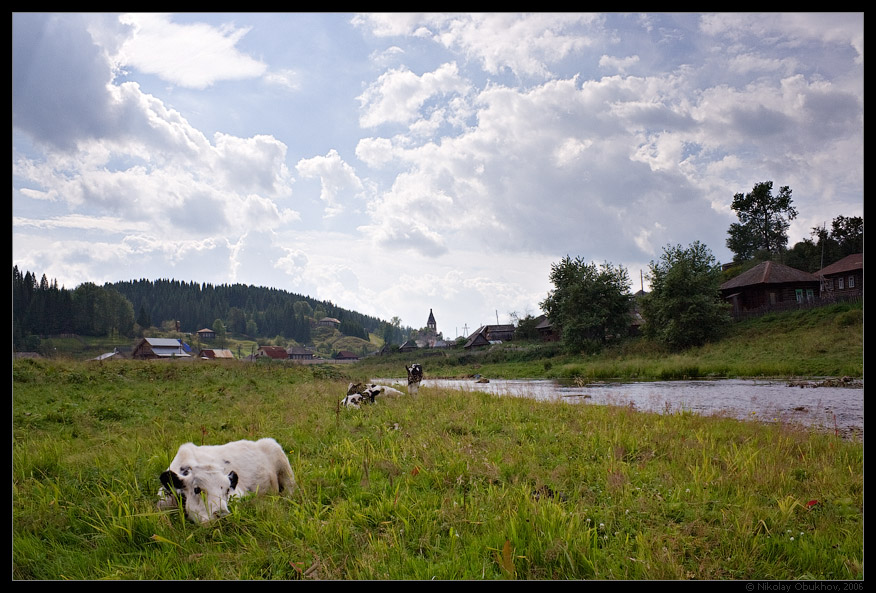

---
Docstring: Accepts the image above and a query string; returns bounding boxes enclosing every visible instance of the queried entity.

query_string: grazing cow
[157,437,295,523]
[406,364,423,395]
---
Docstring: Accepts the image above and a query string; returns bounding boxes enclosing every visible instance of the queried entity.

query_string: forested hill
[13,266,409,346]
[112,278,386,341]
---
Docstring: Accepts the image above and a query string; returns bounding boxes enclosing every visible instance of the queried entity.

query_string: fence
[732,292,861,321]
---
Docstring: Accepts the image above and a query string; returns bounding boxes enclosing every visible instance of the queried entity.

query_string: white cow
[406,364,423,395]
[157,437,295,523]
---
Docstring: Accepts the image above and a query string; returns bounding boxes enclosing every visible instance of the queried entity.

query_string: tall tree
[726,181,797,262]
[640,242,730,351]
[830,215,863,257]
[540,257,632,353]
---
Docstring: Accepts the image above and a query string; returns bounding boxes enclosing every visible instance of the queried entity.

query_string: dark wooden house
[196,328,216,340]
[287,346,315,360]
[720,261,820,316]
[132,338,192,359]
[398,339,419,353]
[535,316,558,342]
[816,253,863,300]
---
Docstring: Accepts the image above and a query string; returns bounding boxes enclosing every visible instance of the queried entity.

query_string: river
[374,377,863,439]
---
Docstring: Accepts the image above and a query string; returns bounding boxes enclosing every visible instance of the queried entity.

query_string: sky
[12,12,864,338]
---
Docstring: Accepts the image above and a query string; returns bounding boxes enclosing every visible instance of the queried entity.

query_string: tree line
[12,270,409,351]
[540,181,862,354]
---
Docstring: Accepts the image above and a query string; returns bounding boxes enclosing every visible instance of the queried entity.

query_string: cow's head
[159,465,239,523]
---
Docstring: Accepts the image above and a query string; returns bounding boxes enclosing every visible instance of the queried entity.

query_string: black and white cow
[342,382,404,408]
[406,364,423,395]
[157,437,296,523]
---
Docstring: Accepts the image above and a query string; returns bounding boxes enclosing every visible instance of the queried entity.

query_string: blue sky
[12,13,864,337]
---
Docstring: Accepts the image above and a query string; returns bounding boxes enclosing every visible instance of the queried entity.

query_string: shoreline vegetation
[350,302,863,383]
[12,302,863,580]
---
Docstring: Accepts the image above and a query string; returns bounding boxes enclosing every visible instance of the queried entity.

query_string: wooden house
[398,339,419,353]
[816,253,863,299]
[132,338,192,359]
[720,261,820,316]
[462,324,517,349]
[256,346,289,360]
[333,350,359,361]
[200,348,234,360]
[534,316,558,342]
[317,317,341,328]
[287,346,315,360]
[196,328,216,340]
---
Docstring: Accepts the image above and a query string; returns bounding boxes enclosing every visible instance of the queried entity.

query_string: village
[108,252,861,364]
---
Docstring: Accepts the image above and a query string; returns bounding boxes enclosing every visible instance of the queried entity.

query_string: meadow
[12,356,863,580]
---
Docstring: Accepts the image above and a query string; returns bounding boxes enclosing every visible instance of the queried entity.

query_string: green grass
[13,358,863,580]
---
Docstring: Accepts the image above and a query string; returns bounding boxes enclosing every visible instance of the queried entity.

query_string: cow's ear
[160,470,184,491]
[228,470,239,490]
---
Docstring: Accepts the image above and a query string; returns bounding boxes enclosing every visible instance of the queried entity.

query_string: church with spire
[410,308,447,348]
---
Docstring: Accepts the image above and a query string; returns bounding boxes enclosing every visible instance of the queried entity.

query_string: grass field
[12,355,863,580]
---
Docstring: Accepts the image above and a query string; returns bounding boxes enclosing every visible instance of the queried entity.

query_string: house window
[769,292,777,305]
[806,289,814,302]
[848,276,855,289]
[838,277,845,290]
[795,289,803,303]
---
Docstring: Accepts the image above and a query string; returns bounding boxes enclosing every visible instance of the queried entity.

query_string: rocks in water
[787,377,862,389]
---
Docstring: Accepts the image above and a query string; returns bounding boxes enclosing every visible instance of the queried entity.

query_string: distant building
[398,339,419,353]
[317,317,341,328]
[334,350,359,360]
[196,328,216,340]
[287,346,315,360]
[200,348,234,360]
[132,338,192,359]
[427,309,437,332]
[463,325,514,349]
[256,346,289,360]
[816,253,863,299]
[534,316,558,342]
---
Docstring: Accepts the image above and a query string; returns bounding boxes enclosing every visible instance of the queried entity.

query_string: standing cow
[406,363,423,395]
[157,437,295,523]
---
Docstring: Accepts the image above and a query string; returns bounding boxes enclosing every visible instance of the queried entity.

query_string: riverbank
[351,302,863,382]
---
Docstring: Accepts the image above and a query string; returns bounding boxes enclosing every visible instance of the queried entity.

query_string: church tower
[427,309,437,332]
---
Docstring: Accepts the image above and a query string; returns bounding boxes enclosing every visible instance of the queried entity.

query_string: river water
[375,377,863,438]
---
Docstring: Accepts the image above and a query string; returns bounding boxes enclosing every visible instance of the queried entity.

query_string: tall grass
[13,358,862,580]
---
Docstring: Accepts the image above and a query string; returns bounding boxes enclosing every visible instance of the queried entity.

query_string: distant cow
[406,364,423,394]
[157,438,295,523]
[343,382,404,408]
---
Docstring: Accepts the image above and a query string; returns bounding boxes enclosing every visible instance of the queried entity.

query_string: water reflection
[375,377,863,437]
